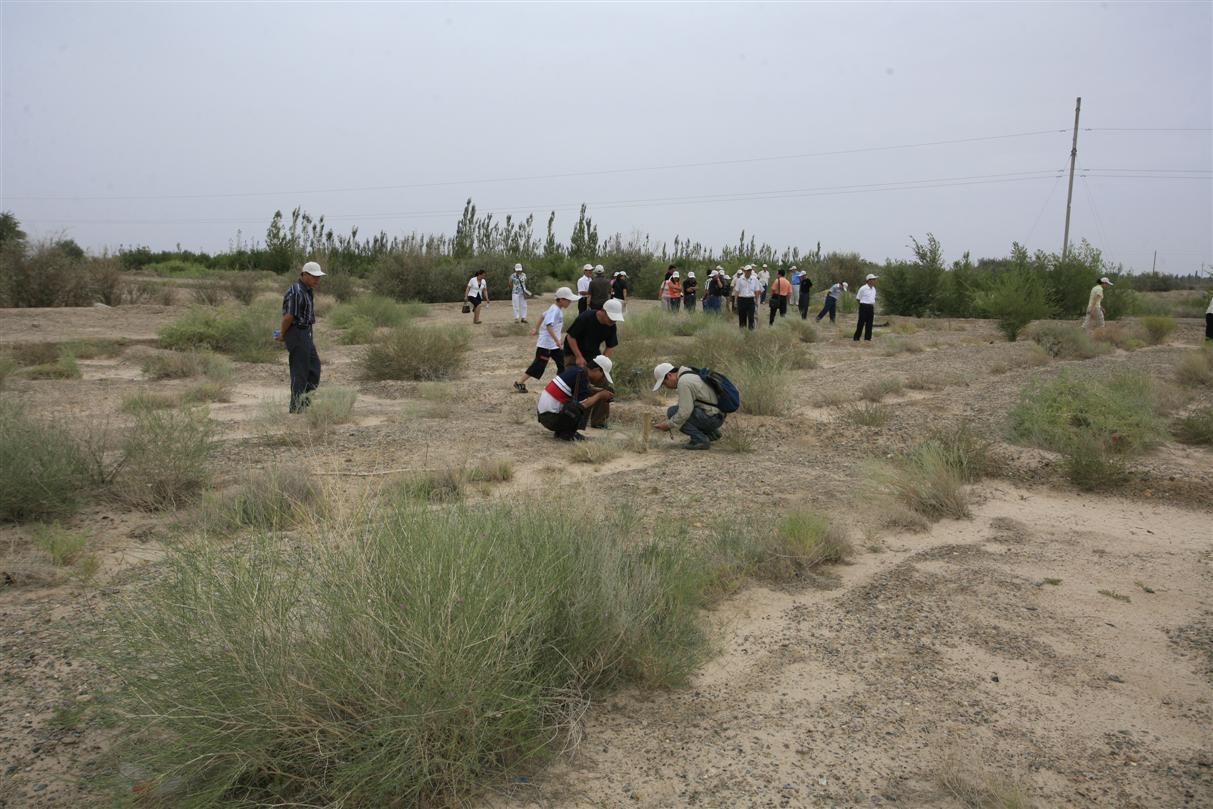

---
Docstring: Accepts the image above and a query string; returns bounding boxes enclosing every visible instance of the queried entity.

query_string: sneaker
[521,318,527,323]
[684,442,710,451]
[570,432,588,442]
[512,381,528,393]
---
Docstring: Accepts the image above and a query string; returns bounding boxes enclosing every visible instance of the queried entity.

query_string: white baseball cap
[762,264,769,268]
[866,273,879,281]
[687,271,695,278]
[301,261,325,277]
[1099,276,1113,285]
[582,263,594,272]
[594,264,605,274]
[715,265,723,270]
[790,265,798,270]
[602,298,625,322]
[671,271,680,278]
[592,355,614,384]
[652,362,675,391]
[555,286,578,301]
[514,263,523,271]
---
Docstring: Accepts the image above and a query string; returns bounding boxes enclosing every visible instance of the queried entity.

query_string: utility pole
[1062,96,1082,260]
[1152,250,1157,273]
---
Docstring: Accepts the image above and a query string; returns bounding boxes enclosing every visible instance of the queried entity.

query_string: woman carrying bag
[465,270,489,324]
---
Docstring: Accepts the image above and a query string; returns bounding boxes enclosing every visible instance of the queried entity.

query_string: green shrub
[159,304,279,363]
[147,259,212,277]
[322,272,357,302]
[32,524,89,566]
[226,272,263,305]
[974,267,1055,341]
[1139,315,1177,345]
[190,281,227,306]
[1173,407,1213,446]
[103,505,709,806]
[330,295,418,329]
[363,323,471,381]
[303,386,358,434]
[0,401,89,521]
[706,512,850,589]
[204,467,324,532]
[1028,322,1110,360]
[337,315,376,345]
[22,352,81,380]
[141,351,233,381]
[111,408,216,510]
[1009,371,1166,456]
[1175,347,1213,387]
[1062,433,1129,491]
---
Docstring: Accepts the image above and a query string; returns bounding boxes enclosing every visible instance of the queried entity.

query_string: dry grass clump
[0,355,18,389]
[936,751,1033,809]
[988,344,1051,375]
[904,374,944,391]
[111,407,216,510]
[32,524,89,566]
[571,440,620,464]
[1139,315,1177,345]
[121,389,184,413]
[63,338,128,359]
[465,459,514,483]
[716,424,756,453]
[202,467,325,532]
[190,281,227,306]
[303,386,358,435]
[21,351,81,380]
[489,322,531,338]
[225,272,263,305]
[878,336,924,356]
[860,377,904,402]
[0,400,90,521]
[141,350,233,381]
[1173,407,1213,446]
[837,401,889,427]
[1175,346,1213,387]
[1027,322,1110,360]
[363,323,471,381]
[388,468,466,503]
[1092,322,1144,351]
[705,511,851,590]
[813,389,849,407]
[876,426,990,522]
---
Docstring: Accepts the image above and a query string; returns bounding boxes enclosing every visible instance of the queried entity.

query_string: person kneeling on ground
[536,356,615,442]
[651,361,725,450]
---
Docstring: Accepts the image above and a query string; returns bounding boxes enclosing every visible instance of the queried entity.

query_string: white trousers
[512,293,527,321]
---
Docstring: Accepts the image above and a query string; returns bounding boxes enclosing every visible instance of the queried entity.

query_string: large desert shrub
[974,267,1055,341]
[362,323,471,380]
[159,304,279,363]
[0,242,97,307]
[1139,315,1177,346]
[103,505,711,806]
[0,400,89,521]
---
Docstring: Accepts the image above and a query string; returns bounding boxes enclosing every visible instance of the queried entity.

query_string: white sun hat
[592,355,614,384]
[602,298,625,322]
[301,261,325,276]
[652,361,675,391]
[554,286,579,301]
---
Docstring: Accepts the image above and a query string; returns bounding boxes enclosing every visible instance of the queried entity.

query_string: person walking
[589,264,612,310]
[536,356,616,442]
[576,263,593,313]
[465,269,489,324]
[816,281,846,323]
[683,271,698,312]
[719,266,733,314]
[1082,276,1113,330]
[651,362,726,450]
[275,261,324,413]
[853,273,877,341]
[797,273,814,320]
[611,271,630,310]
[733,265,761,331]
[563,298,625,429]
[659,266,674,311]
[758,264,771,304]
[668,271,683,313]
[513,286,579,393]
[789,265,801,308]
[509,263,532,323]
[768,268,792,325]
[704,270,724,314]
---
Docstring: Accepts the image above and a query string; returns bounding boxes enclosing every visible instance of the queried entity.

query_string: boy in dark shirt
[562,298,624,429]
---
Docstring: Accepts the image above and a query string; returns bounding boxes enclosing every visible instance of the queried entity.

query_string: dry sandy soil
[1,296,1210,809]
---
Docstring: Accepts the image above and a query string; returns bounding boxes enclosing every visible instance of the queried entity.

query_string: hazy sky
[2,1,1210,271]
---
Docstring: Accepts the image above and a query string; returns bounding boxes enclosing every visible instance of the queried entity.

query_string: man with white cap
[651,362,725,450]
[563,298,625,429]
[509,263,532,324]
[789,265,802,308]
[704,269,725,314]
[535,355,615,442]
[733,265,761,331]
[758,264,771,305]
[816,280,846,324]
[589,264,613,310]
[576,263,594,314]
[683,271,698,312]
[276,260,325,413]
[853,273,878,341]
[611,270,630,310]
[514,286,579,393]
[1083,276,1114,330]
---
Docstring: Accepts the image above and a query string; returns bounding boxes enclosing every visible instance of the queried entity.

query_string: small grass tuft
[705,512,850,589]
[1175,346,1213,387]
[716,424,756,453]
[1172,407,1213,445]
[121,390,184,413]
[141,351,234,381]
[1028,322,1110,360]
[570,440,620,464]
[937,752,1033,809]
[1139,315,1177,345]
[465,459,514,483]
[1098,589,1131,603]
[203,467,325,532]
[111,407,216,511]
[32,524,89,566]
[878,336,924,356]
[837,401,889,427]
[0,401,89,521]
[1043,578,1062,586]
[22,351,81,380]
[303,386,358,435]
[390,468,466,503]
[860,377,904,402]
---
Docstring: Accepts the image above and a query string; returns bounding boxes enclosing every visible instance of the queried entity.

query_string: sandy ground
[1,298,1211,808]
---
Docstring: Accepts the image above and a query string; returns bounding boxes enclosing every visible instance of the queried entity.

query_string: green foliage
[0,401,89,521]
[362,323,471,381]
[32,524,89,566]
[158,304,279,363]
[1139,315,1177,345]
[1028,322,1110,360]
[338,315,376,344]
[974,265,1055,341]
[1172,407,1213,445]
[102,505,711,806]
[111,407,216,511]
[0,242,106,307]
[880,234,946,317]
[203,467,324,533]
[330,294,420,329]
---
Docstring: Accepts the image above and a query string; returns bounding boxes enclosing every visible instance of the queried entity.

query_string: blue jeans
[667,405,723,446]
[816,295,837,323]
[704,295,721,314]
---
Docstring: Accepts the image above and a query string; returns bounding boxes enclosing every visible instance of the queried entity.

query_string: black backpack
[680,367,740,414]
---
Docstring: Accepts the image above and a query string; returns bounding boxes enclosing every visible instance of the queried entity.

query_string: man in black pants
[798,275,814,319]
[732,265,760,331]
[276,261,324,413]
[768,268,792,325]
[853,273,878,342]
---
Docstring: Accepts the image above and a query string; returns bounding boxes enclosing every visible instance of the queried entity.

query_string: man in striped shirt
[536,356,615,441]
[275,261,325,413]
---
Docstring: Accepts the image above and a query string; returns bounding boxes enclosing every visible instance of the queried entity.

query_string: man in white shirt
[576,264,593,314]
[758,264,771,304]
[853,273,878,341]
[509,263,531,324]
[733,265,762,331]
[514,286,579,393]
[1082,276,1113,330]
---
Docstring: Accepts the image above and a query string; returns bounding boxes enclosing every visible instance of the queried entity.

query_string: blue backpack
[682,367,740,414]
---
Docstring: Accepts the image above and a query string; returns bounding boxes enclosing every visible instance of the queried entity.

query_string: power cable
[1025,161,1072,245]
[1080,176,1108,248]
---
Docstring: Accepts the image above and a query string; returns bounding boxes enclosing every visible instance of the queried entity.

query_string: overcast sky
[2,1,1210,272]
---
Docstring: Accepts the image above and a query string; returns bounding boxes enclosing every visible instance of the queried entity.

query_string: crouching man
[536,356,616,442]
[651,361,725,450]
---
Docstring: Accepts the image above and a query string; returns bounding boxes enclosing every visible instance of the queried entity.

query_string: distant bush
[226,272,263,305]
[146,259,213,277]
[322,272,357,302]
[190,281,227,306]
[0,242,100,307]
[0,402,91,521]
[1139,315,1177,346]
[1028,322,1110,360]
[159,304,279,363]
[331,295,419,329]
[111,407,216,510]
[974,267,1054,341]
[363,323,471,381]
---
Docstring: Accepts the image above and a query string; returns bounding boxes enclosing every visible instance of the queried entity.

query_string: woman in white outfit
[509,263,532,323]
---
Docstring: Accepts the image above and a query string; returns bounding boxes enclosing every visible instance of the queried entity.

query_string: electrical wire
[1024,161,1072,245]
[1080,176,1108,248]
[0,129,1066,203]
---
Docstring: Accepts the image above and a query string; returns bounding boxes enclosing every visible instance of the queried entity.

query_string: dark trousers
[853,302,875,341]
[768,295,788,325]
[816,296,836,323]
[670,297,681,313]
[684,293,696,311]
[1206,313,1212,341]
[538,408,589,440]
[798,295,811,319]
[704,295,721,314]
[523,346,564,380]
[578,297,588,314]
[737,297,757,330]
[284,326,321,413]
[666,405,724,446]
